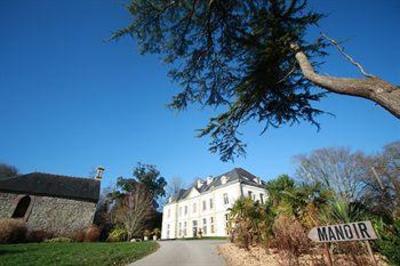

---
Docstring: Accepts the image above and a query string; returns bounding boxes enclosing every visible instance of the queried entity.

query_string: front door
[192,220,198,237]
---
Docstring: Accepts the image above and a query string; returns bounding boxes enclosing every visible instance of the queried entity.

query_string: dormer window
[221,176,228,185]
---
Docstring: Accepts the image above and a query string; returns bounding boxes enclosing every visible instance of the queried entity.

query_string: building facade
[0,171,101,235]
[161,168,267,239]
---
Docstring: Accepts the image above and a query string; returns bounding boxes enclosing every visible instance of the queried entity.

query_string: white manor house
[161,168,267,239]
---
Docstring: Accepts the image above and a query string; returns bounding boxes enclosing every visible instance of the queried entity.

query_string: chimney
[196,179,204,189]
[255,177,261,184]
[206,176,213,185]
[95,166,105,181]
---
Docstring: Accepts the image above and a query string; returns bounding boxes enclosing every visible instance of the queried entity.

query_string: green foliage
[0,163,18,179]
[228,197,274,248]
[132,163,167,199]
[0,242,159,266]
[114,0,328,161]
[375,219,400,266]
[107,227,128,242]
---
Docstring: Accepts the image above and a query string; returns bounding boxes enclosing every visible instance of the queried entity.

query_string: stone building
[0,170,102,235]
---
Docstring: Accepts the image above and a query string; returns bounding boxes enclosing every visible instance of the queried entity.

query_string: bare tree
[167,176,186,197]
[115,183,153,240]
[0,163,19,180]
[361,141,400,218]
[294,147,369,202]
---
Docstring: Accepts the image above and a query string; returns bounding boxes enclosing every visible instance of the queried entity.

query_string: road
[130,240,226,266]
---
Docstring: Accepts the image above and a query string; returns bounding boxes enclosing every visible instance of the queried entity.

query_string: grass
[0,241,159,266]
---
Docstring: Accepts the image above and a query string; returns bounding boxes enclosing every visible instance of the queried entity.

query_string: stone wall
[0,192,97,235]
[0,192,19,218]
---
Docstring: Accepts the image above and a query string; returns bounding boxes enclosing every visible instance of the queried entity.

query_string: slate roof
[170,168,265,203]
[0,172,100,203]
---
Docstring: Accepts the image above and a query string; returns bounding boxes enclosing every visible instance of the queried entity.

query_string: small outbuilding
[0,171,101,235]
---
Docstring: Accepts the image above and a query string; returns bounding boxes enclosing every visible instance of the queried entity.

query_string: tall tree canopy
[132,162,167,199]
[0,163,19,179]
[114,0,400,161]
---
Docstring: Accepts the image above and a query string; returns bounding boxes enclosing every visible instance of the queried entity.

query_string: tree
[294,147,368,202]
[0,163,19,179]
[132,162,167,200]
[113,0,399,161]
[166,176,186,197]
[360,141,400,220]
[114,182,153,240]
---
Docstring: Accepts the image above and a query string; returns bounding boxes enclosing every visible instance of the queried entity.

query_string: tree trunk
[291,44,400,119]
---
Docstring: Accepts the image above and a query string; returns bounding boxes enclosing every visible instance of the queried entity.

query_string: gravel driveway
[129,240,226,266]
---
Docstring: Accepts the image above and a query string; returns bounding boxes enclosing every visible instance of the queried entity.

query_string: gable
[185,187,200,199]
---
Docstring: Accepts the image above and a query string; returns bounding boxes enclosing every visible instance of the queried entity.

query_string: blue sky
[0,0,399,189]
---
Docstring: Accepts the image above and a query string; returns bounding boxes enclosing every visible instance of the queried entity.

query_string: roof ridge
[22,172,92,181]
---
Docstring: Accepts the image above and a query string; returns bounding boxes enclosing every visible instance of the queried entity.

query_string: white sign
[308,221,377,243]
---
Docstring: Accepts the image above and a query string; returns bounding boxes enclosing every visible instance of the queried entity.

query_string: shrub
[0,218,27,244]
[85,225,100,242]
[106,227,128,242]
[152,228,161,238]
[272,215,311,266]
[143,229,151,237]
[45,237,73,243]
[26,230,53,243]
[72,230,86,242]
[376,219,400,265]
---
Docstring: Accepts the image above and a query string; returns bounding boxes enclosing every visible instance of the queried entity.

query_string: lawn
[0,241,159,266]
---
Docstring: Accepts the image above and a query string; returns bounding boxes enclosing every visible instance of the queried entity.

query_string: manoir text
[317,222,372,242]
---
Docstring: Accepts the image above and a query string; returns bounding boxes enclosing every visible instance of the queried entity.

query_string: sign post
[308,221,377,265]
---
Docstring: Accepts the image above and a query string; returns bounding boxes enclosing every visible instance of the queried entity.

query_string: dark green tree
[132,162,167,199]
[114,0,400,161]
[0,163,19,179]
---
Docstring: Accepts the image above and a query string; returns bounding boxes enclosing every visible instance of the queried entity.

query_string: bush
[376,219,400,265]
[106,227,128,242]
[26,230,53,243]
[72,230,86,242]
[272,215,311,266]
[45,237,73,243]
[85,225,101,242]
[152,228,161,238]
[0,218,27,244]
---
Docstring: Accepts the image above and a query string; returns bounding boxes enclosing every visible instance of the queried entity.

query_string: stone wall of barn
[0,192,97,235]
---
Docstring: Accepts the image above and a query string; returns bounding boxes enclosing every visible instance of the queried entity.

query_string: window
[223,193,229,204]
[202,200,206,211]
[248,191,253,198]
[167,208,170,218]
[202,218,207,235]
[167,224,170,238]
[260,193,264,204]
[209,198,213,209]
[12,196,31,219]
[184,222,187,236]
[193,203,197,213]
[178,222,182,237]
[184,205,188,215]
[179,207,182,217]
[210,217,215,234]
